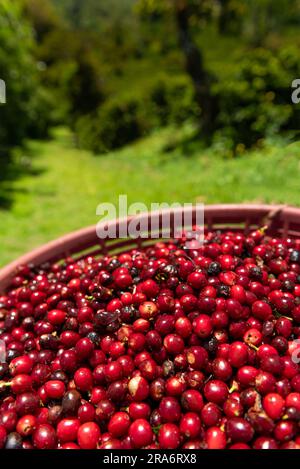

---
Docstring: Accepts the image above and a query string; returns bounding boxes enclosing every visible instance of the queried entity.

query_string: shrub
[75,98,149,154]
[0,0,53,152]
[212,46,300,151]
[149,75,197,126]
[75,75,196,154]
[37,29,105,121]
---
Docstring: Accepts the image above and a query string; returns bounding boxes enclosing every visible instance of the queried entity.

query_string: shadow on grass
[0,143,45,210]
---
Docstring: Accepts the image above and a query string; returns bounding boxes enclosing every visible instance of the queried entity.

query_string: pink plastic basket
[1,203,300,293]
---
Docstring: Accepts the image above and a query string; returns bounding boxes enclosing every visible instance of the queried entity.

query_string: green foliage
[76,42,300,155]
[136,0,215,18]
[36,28,105,122]
[212,46,300,153]
[149,76,198,126]
[68,45,104,118]
[75,75,197,153]
[242,0,300,44]
[3,0,300,158]
[75,98,149,154]
[52,0,136,30]
[23,0,63,40]
[0,0,53,151]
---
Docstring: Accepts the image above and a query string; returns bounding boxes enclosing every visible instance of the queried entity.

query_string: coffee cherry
[228,342,249,367]
[44,380,65,400]
[47,310,66,326]
[212,358,232,381]
[203,380,229,405]
[226,417,254,442]
[139,301,158,320]
[33,424,57,449]
[2,229,300,449]
[181,390,204,413]
[77,422,101,449]
[0,425,7,448]
[163,334,184,354]
[108,412,131,438]
[179,412,201,439]
[9,356,33,376]
[252,301,272,321]
[61,390,81,416]
[16,414,37,437]
[129,419,153,448]
[159,397,181,422]
[128,402,151,420]
[15,392,39,416]
[205,427,226,449]
[263,393,285,420]
[193,314,213,339]
[253,436,278,449]
[74,368,93,392]
[158,423,180,449]
[57,418,80,442]
[128,376,149,401]
[75,337,94,360]
[201,403,222,427]
[274,420,296,442]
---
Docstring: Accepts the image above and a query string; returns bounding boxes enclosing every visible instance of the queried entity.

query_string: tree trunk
[70,0,84,28]
[218,0,231,34]
[174,0,217,137]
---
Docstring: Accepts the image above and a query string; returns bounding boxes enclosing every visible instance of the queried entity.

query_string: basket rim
[0,203,298,292]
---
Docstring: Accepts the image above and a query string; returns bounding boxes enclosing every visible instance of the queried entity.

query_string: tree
[69,44,104,117]
[36,28,105,121]
[23,0,63,41]
[243,0,300,46]
[217,0,243,34]
[174,0,217,136]
[0,0,49,151]
[52,0,136,31]
[137,0,218,138]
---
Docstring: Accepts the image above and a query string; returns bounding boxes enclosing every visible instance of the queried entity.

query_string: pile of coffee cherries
[1,228,300,449]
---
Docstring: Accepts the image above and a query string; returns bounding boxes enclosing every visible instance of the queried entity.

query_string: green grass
[1,126,300,267]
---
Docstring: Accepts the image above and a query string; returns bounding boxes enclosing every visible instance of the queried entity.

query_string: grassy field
[0,126,300,267]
